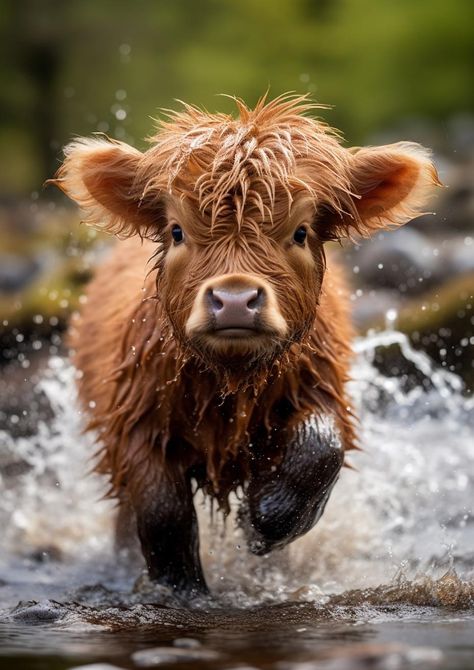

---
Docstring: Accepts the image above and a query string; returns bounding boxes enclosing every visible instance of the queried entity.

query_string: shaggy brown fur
[52,94,439,513]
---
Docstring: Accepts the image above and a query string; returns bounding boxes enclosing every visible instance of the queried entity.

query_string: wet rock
[351,289,402,331]
[0,254,40,293]
[10,599,66,623]
[172,637,202,648]
[394,271,474,392]
[132,646,221,666]
[0,202,104,343]
[347,228,439,294]
[357,271,474,392]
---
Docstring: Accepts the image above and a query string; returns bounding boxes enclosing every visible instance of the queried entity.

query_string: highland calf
[53,95,438,596]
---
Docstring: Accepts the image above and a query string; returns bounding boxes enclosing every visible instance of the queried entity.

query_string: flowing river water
[0,330,473,670]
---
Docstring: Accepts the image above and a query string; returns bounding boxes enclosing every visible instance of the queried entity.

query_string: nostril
[209,289,224,311]
[247,288,263,311]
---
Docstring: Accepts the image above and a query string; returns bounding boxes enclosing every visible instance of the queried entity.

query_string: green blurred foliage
[0,0,473,195]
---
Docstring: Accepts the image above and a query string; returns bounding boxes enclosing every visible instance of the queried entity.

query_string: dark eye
[171,224,184,244]
[293,226,307,245]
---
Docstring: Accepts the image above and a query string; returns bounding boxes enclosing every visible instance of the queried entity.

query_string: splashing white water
[0,358,114,563]
[0,331,472,605]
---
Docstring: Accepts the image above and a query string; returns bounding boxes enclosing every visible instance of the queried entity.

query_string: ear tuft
[49,138,149,238]
[324,142,442,241]
[354,142,441,231]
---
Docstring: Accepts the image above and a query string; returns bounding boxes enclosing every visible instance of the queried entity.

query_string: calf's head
[53,95,439,373]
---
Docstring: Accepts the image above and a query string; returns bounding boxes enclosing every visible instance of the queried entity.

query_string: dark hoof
[237,504,285,556]
[239,477,337,556]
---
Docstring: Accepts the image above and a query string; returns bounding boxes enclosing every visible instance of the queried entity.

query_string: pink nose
[210,287,264,329]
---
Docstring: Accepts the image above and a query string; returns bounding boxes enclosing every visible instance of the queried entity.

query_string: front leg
[132,467,208,597]
[241,415,344,555]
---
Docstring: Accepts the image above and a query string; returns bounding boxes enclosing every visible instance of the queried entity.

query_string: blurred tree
[0,0,472,195]
[7,0,66,183]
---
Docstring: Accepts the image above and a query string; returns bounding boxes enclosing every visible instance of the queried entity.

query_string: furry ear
[49,138,160,238]
[320,142,441,240]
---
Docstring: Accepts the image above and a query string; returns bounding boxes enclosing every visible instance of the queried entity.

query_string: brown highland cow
[52,95,439,596]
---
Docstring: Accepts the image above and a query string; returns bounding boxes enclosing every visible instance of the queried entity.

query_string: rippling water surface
[0,330,473,670]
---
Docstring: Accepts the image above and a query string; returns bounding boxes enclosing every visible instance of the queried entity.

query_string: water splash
[0,357,114,567]
[0,331,473,609]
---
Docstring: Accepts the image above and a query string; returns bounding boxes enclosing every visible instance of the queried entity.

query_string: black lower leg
[133,471,208,596]
[241,415,344,555]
